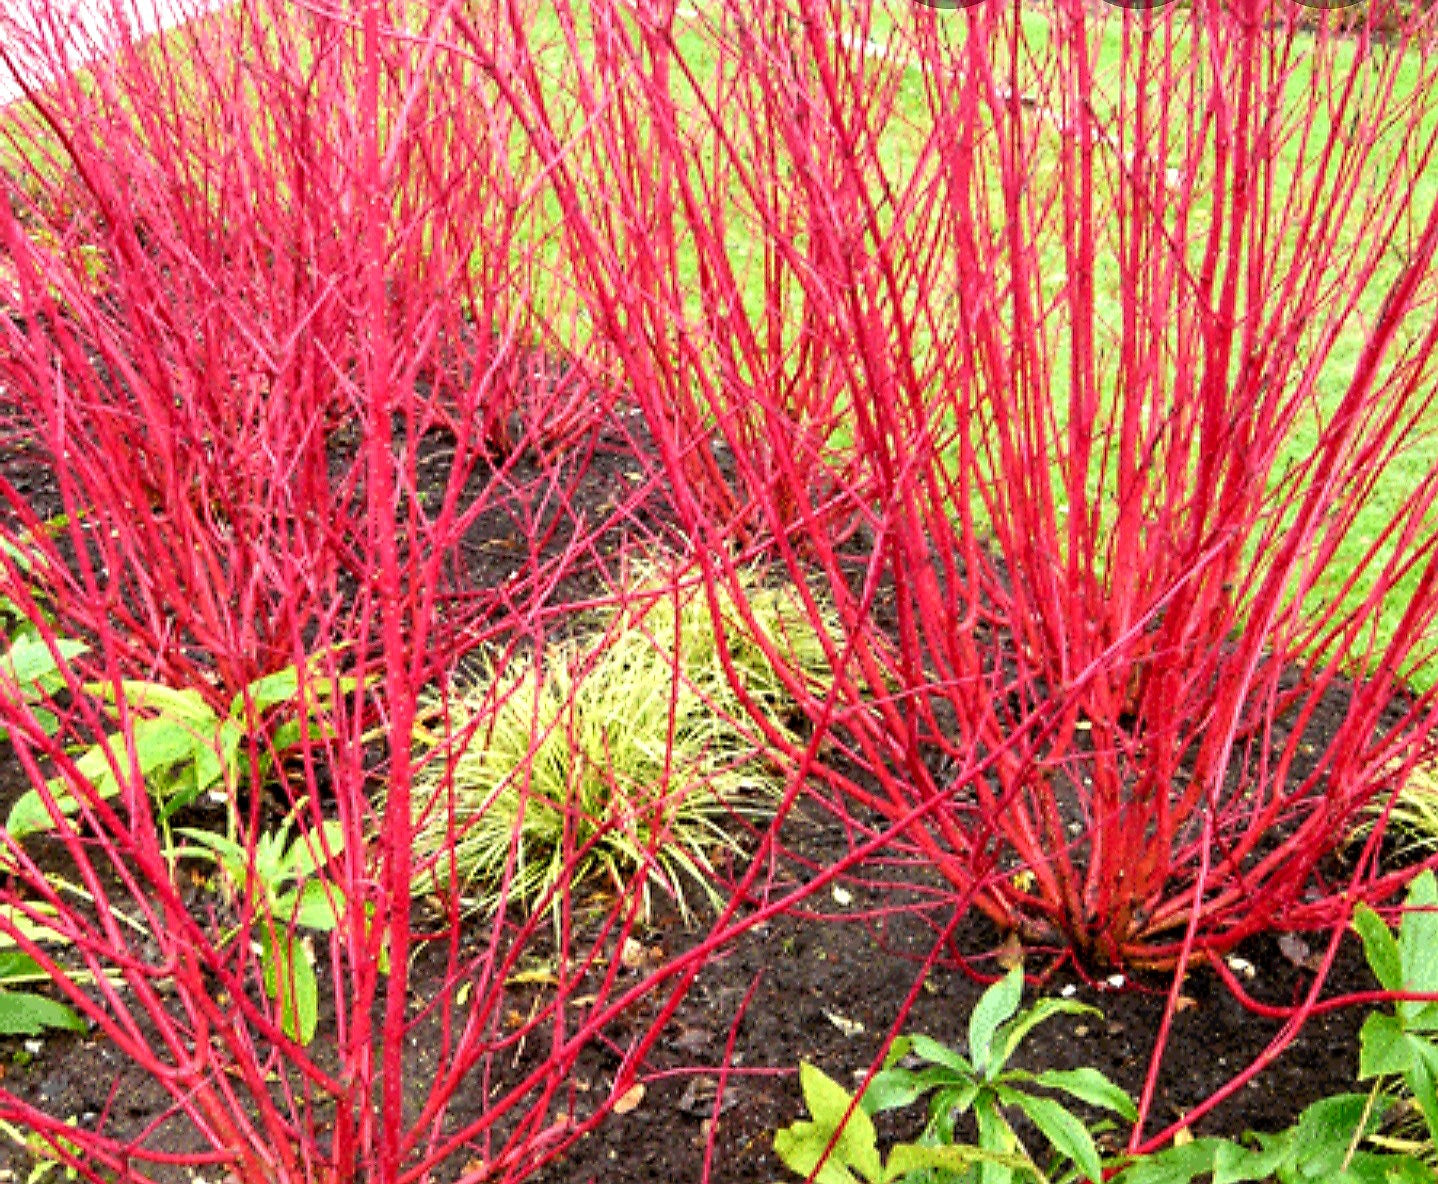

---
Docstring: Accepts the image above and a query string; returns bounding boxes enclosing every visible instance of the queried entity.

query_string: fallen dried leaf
[613,1083,646,1114]
[824,1009,865,1037]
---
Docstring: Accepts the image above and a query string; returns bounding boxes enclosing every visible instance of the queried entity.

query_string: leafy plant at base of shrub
[775,966,1137,1184]
[0,950,84,1038]
[180,810,347,1045]
[5,654,352,837]
[1112,872,1438,1184]
[411,631,779,922]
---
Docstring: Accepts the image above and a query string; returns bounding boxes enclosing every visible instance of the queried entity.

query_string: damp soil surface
[0,407,1398,1183]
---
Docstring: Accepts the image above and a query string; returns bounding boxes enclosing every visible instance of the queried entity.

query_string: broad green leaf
[859,1067,928,1115]
[0,636,87,689]
[1353,905,1402,993]
[780,1063,883,1184]
[773,1122,866,1184]
[1031,1066,1138,1121]
[261,927,318,1046]
[1110,1139,1224,1184]
[1403,1038,1438,1150]
[0,952,41,981]
[1212,1135,1290,1184]
[86,680,214,726]
[0,991,85,1036]
[885,1142,1033,1181]
[1010,1093,1101,1183]
[1398,872,1438,1030]
[969,966,1023,1075]
[1359,1013,1414,1080]
[1286,1093,1387,1177]
[288,879,344,931]
[1380,1154,1438,1184]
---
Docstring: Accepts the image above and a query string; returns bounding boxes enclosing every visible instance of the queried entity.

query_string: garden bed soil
[0,415,1395,1182]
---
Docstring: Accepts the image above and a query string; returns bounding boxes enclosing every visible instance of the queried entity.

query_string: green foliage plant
[5,653,353,838]
[1112,871,1438,1184]
[179,808,348,1046]
[774,965,1137,1184]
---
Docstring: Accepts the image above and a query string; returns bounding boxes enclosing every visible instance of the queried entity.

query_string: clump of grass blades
[411,566,836,921]
[410,654,752,922]
[592,558,841,732]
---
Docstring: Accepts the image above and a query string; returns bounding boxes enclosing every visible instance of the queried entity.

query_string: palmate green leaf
[773,1063,884,1184]
[969,966,1023,1075]
[0,990,85,1036]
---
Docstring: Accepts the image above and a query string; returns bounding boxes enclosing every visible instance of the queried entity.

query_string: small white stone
[1060,983,1078,998]
[1106,974,1126,989]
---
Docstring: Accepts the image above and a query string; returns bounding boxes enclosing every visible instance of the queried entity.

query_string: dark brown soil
[0,410,1402,1183]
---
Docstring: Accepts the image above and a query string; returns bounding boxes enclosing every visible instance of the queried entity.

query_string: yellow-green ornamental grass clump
[410,566,837,920]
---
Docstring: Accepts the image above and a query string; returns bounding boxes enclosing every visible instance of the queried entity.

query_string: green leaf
[885,1142,1033,1181]
[1212,1135,1291,1184]
[774,1063,884,1184]
[860,1067,929,1116]
[286,821,345,881]
[0,991,85,1036]
[1109,1139,1224,1184]
[178,828,250,886]
[1009,1093,1102,1183]
[1353,905,1403,993]
[261,926,318,1046]
[288,879,344,931]
[1359,1013,1415,1080]
[87,680,214,726]
[1398,872,1438,1031]
[974,1094,1018,1184]
[0,951,42,981]
[1031,1066,1138,1121]
[969,966,1023,1075]
[906,1033,975,1075]
[1285,1093,1388,1178]
[1403,1039,1438,1150]
[0,636,87,690]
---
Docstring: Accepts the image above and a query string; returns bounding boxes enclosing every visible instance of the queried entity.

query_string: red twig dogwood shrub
[0,2,870,1181]
[516,0,1438,972]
